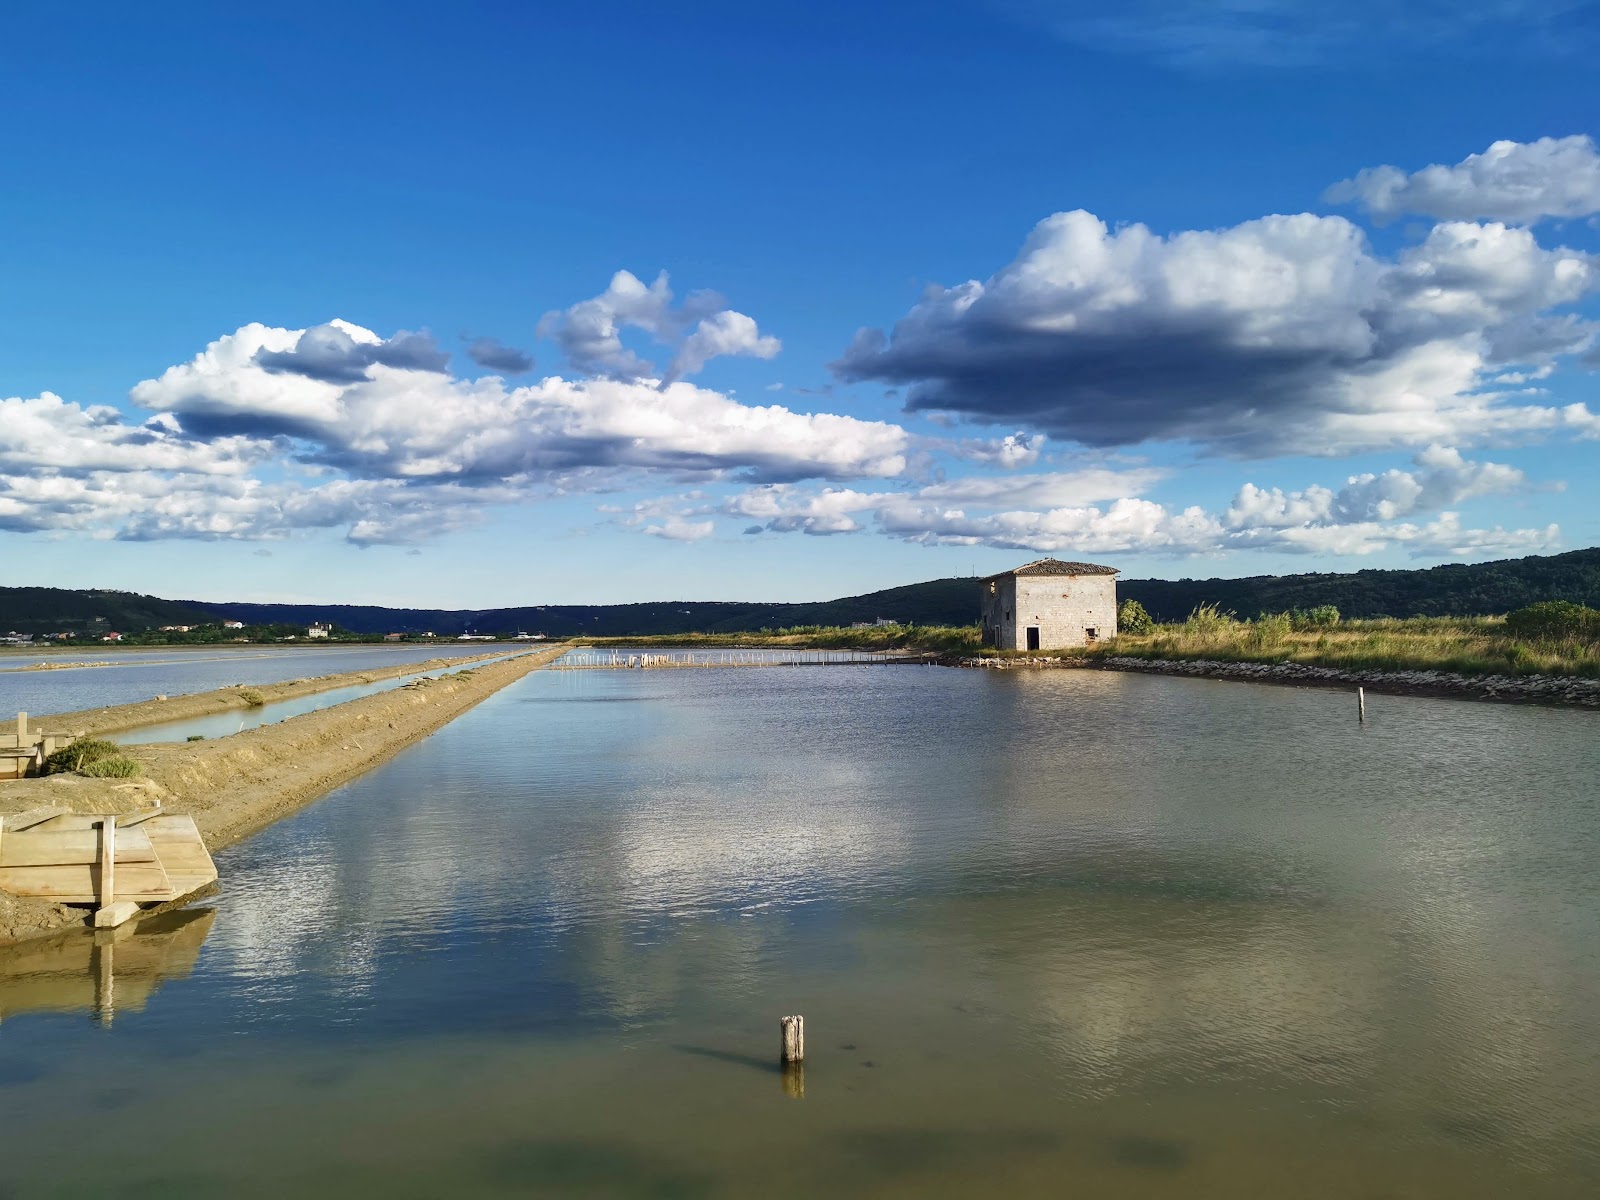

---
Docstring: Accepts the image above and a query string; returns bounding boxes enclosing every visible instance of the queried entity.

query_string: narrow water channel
[2,665,1596,1198]
[115,653,522,744]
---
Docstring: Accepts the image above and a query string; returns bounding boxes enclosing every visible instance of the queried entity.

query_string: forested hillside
[5,548,1598,637]
[0,588,217,635]
[1118,547,1600,622]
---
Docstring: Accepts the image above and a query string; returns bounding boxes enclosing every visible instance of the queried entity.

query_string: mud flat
[953,653,1600,707]
[25,649,514,738]
[0,646,566,946]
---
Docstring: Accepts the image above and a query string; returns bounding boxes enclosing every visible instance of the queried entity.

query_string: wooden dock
[0,808,218,922]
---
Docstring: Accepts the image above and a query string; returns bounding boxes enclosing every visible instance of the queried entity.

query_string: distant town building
[159,625,194,633]
[307,623,332,639]
[222,620,245,629]
[384,632,404,641]
[979,558,1118,651]
[100,631,124,642]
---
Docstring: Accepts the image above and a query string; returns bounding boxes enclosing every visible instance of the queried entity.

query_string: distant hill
[187,577,983,636]
[1119,547,1600,622]
[4,548,1598,637]
[0,587,218,636]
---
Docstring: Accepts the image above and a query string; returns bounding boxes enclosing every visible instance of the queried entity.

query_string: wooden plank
[94,901,140,929]
[145,816,218,894]
[2,808,72,832]
[0,827,159,867]
[10,814,119,831]
[143,815,204,842]
[0,861,178,903]
[100,817,115,907]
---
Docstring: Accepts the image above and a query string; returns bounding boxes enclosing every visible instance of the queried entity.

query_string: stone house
[979,558,1119,651]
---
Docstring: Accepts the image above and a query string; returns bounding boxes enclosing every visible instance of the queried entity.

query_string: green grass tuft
[41,737,122,775]
[77,756,142,778]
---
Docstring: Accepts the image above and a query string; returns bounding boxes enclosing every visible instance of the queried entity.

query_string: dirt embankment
[1,646,567,945]
[29,650,512,738]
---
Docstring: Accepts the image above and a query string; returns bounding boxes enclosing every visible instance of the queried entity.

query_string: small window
[1085,627,1099,641]
[988,581,997,594]
[1005,609,1011,621]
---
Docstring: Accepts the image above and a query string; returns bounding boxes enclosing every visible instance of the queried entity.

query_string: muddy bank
[1,646,566,946]
[25,649,514,738]
[952,653,1600,707]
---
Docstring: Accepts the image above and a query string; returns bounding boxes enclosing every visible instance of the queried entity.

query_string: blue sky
[3,1,1598,605]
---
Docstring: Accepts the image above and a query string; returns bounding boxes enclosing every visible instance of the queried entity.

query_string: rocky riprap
[950,654,1600,708]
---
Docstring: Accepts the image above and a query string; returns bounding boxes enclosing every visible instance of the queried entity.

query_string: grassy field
[1099,612,1600,677]
[579,610,1600,677]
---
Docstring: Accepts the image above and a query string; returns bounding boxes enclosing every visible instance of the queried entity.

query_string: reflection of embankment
[0,907,215,1023]
[0,646,567,947]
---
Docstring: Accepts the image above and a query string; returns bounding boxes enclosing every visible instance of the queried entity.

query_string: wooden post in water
[1358,686,1366,722]
[780,1014,804,1063]
[780,1014,805,1099]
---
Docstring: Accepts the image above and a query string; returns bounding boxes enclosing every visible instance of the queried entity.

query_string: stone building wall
[982,573,1117,650]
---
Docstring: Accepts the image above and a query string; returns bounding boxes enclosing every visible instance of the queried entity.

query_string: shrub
[78,756,142,778]
[1504,601,1600,642]
[186,734,206,741]
[1292,604,1341,630]
[1117,598,1155,636]
[1248,611,1293,649]
[1182,603,1236,639]
[41,737,122,775]
[238,687,266,706]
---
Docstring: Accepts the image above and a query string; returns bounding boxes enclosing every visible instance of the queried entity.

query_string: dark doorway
[1026,626,1041,650]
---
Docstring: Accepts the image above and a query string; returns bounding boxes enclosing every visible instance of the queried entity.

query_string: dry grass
[1099,611,1600,678]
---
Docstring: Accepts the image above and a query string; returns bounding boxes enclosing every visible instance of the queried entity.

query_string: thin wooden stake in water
[780,1014,804,1063]
[1358,687,1366,723]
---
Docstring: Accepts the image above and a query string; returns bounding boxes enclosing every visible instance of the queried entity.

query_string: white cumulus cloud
[536,270,780,382]
[1326,135,1600,224]
[835,209,1599,457]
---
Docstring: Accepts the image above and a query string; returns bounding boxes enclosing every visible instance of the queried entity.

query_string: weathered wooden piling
[1358,686,1366,722]
[780,1014,804,1063]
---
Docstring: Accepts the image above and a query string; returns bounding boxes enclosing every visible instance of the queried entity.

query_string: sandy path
[1,646,566,946]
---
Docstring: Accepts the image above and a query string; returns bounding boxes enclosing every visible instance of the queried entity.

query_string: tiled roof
[985,557,1119,578]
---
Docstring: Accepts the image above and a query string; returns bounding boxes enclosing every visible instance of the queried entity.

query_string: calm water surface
[0,644,492,715]
[1,665,1596,1198]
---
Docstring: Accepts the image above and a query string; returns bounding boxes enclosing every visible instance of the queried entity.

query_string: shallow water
[117,653,523,744]
[2,666,1597,1198]
[0,643,492,715]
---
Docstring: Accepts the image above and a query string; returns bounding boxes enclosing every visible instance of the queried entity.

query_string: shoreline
[1,646,567,947]
[950,653,1600,707]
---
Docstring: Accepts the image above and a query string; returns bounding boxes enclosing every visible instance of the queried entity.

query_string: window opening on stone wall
[1085,627,1099,641]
